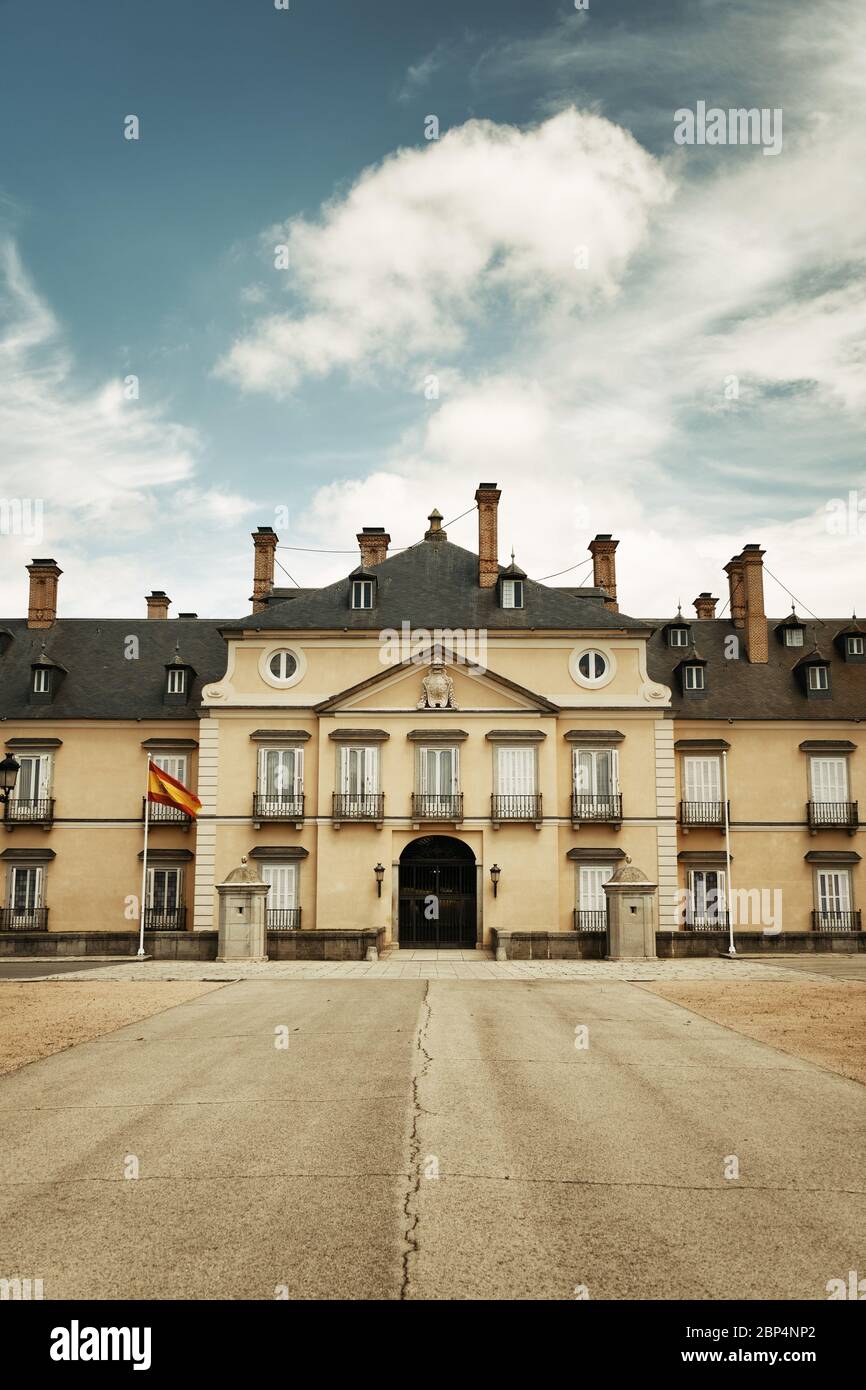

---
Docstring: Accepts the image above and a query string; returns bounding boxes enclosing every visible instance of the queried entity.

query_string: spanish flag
[147,760,202,818]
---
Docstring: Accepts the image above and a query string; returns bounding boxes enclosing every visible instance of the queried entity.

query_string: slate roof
[646,619,866,721]
[0,619,229,722]
[237,539,648,634]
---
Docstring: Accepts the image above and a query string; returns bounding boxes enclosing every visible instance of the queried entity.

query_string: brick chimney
[475,483,501,588]
[693,592,718,620]
[146,590,170,620]
[357,527,390,567]
[724,553,746,628]
[26,559,62,629]
[588,534,619,612]
[740,543,768,663]
[251,525,278,613]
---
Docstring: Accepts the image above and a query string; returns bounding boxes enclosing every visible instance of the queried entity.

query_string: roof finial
[424,508,447,543]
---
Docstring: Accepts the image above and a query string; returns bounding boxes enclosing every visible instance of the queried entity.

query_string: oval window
[268,650,298,682]
[577,650,608,683]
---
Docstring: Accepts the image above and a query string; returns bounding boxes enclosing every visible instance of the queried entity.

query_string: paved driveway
[0,979,862,1299]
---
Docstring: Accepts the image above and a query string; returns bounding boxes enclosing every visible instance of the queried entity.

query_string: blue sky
[1,0,864,617]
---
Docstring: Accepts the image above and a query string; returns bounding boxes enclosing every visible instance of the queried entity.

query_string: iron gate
[398,859,477,948]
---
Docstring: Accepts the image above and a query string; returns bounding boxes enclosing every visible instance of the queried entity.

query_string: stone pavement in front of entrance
[32,954,840,983]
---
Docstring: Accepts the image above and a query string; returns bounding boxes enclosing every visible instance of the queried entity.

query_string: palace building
[0,483,862,956]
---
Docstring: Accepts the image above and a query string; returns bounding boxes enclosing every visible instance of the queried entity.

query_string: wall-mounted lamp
[0,753,20,805]
[489,863,501,897]
[374,863,385,898]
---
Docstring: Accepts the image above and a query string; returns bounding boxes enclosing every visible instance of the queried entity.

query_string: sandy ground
[0,981,224,1076]
[642,980,866,1086]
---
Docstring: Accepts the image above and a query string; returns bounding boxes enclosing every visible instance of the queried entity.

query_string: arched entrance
[398,836,477,949]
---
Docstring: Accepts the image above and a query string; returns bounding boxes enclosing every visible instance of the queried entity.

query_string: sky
[0,0,864,621]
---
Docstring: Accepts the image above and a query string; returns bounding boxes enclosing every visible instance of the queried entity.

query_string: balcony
[332,793,384,828]
[267,908,302,931]
[0,907,49,931]
[811,909,861,932]
[4,798,54,830]
[573,908,607,932]
[411,792,463,826]
[679,800,729,831]
[491,794,543,828]
[684,913,730,931]
[253,793,305,828]
[571,792,622,828]
[143,907,186,931]
[807,801,858,835]
[143,798,191,829]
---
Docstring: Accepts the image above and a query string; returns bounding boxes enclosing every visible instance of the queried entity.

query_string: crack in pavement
[400,979,433,1300]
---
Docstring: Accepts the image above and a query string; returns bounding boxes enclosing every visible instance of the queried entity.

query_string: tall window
[683,756,721,805]
[808,665,829,691]
[258,747,303,801]
[152,753,188,784]
[577,864,613,928]
[687,868,727,926]
[339,745,379,795]
[13,753,51,803]
[496,746,536,795]
[166,668,186,695]
[9,865,43,913]
[419,746,458,796]
[573,748,618,803]
[351,580,374,610]
[33,668,50,693]
[810,757,848,803]
[261,862,299,922]
[146,867,181,917]
[816,868,851,920]
[501,579,524,609]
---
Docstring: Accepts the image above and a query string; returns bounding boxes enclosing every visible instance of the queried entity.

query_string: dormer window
[684,665,705,691]
[848,636,865,657]
[669,627,689,648]
[351,579,374,610]
[33,668,50,695]
[808,665,829,692]
[776,610,806,648]
[167,668,186,696]
[501,579,524,609]
[164,648,195,705]
[784,627,804,648]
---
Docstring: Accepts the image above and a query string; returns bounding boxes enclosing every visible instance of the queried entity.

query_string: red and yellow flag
[147,760,202,818]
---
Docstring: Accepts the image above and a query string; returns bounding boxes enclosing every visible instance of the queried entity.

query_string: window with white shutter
[810,757,848,803]
[683,756,721,804]
[13,753,51,802]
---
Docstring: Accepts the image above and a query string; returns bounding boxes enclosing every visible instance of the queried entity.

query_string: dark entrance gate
[398,836,477,949]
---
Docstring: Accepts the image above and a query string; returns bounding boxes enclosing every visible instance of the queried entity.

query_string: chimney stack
[740,543,768,663]
[357,527,390,567]
[26,559,62,629]
[475,483,501,588]
[693,592,718,620]
[588,534,619,612]
[251,525,278,613]
[146,590,170,620]
[724,553,746,628]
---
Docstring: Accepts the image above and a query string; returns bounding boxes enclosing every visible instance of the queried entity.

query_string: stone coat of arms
[418,662,456,709]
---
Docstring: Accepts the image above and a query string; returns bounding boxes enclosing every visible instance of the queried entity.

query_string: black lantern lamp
[0,752,20,804]
[374,863,385,898]
[489,863,501,897]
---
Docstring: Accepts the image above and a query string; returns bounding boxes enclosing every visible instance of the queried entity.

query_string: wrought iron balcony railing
[143,907,187,931]
[807,801,858,832]
[332,793,384,826]
[253,792,305,824]
[411,792,463,822]
[571,792,622,825]
[573,908,608,932]
[143,798,191,825]
[811,909,861,932]
[679,800,729,829]
[0,907,49,931]
[684,913,730,931]
[267,908,302,930]
[4,798,55,827]
[491,794,542,825]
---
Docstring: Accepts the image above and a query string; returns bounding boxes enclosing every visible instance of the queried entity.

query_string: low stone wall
[493,931,608,961]
[493,929,866,960]
[0,928,387,962]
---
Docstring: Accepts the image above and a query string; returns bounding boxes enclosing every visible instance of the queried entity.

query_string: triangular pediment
[314,649,560,715]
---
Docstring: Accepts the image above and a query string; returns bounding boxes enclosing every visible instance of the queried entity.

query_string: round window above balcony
[570,646,615,689]
[260,647,305,689]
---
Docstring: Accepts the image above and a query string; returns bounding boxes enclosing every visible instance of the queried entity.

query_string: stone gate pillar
[216,857,269,963]
[604,856,658,960]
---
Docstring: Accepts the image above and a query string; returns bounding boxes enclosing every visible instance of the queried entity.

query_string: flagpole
[137,755,150,958]
[722,749,736,957]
